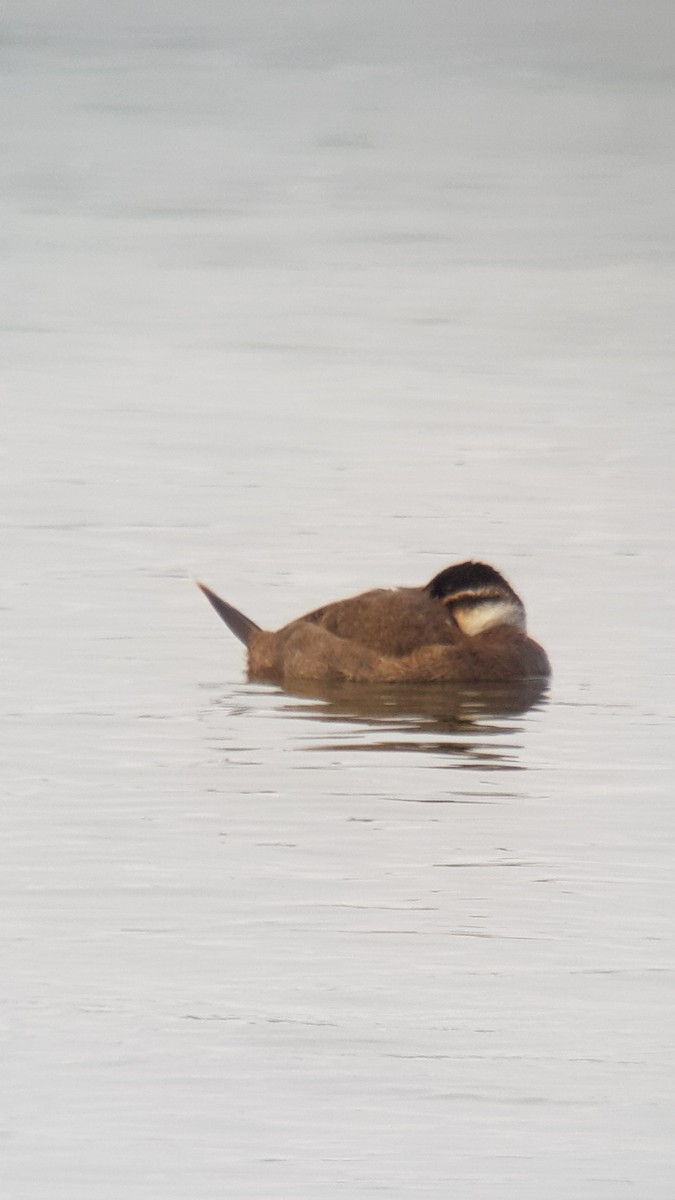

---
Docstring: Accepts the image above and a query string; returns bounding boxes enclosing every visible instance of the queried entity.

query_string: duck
[197,560,550,685]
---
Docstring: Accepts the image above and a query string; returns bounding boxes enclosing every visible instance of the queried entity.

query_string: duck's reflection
[273,677,549,764]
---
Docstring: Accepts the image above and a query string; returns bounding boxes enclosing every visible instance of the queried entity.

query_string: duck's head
[425,561,526,637]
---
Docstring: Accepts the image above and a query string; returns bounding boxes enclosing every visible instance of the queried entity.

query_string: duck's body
[198,561,550,685]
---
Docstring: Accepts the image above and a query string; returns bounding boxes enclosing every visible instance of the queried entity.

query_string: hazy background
[3,3,674,1197]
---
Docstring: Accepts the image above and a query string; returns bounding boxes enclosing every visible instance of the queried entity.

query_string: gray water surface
[3,5,675,1198]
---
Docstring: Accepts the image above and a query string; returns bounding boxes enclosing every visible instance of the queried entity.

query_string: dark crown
[425,561,517,602]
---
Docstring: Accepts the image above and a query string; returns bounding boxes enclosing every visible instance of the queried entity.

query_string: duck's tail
[196,582,261,647]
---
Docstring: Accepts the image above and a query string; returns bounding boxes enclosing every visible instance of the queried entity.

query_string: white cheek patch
[454,597,526,637]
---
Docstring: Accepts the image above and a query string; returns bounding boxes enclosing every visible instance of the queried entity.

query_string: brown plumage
[197,561,550,685]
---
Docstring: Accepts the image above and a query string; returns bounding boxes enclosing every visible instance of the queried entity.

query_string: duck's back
[296,587,459,657]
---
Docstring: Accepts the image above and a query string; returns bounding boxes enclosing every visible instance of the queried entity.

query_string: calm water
[3,5,675,1198]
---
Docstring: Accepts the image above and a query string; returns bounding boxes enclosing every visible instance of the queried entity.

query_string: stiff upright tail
[197,582,261,647]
